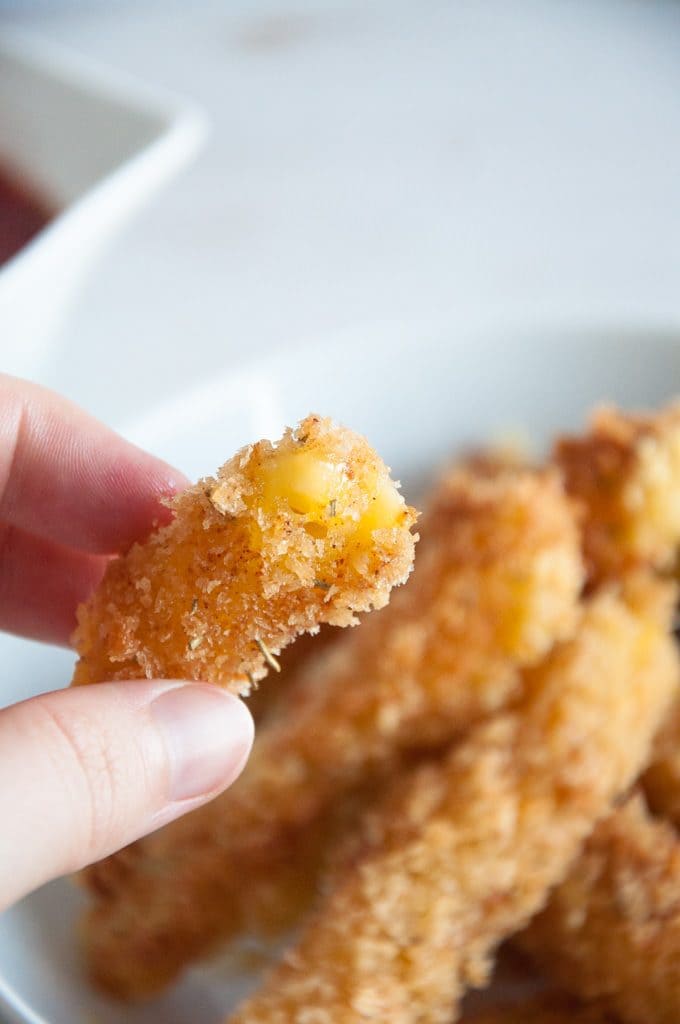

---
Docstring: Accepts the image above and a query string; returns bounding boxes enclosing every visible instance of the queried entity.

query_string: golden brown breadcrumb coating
[463,993,615,1023]
[554,403,680,584]
[72,414,417,692]
[81,462,583,999]
[520,794,680,1024]
[226,580,678,1024]
[552,399,680,830]
[511,403,680,1023]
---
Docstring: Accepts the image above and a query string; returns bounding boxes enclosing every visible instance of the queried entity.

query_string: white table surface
[3,0,680,434]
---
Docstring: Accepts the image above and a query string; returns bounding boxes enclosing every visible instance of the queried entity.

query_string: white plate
[1,319,680,1024]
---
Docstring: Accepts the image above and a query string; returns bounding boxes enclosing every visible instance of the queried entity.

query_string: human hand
[0,376,253,911]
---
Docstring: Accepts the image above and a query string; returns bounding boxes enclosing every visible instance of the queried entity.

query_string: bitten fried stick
[464,993,616,1023]
[519,795,680,1024]
[72,414,416,692]
[82,463,583,999]
[554,403,680,584]
[227,580,678,1024]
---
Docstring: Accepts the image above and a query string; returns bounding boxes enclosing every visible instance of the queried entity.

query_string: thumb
[0,680,253,910]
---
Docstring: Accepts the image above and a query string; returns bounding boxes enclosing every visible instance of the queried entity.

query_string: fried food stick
[226,579,678,1024]
[72,414,417,692]
[510,404,680,1020]
[463,993,616,1023]
[519,794,680,1024]
[554,402,680,584]
[554,400,680,817]
[82,463,583,999]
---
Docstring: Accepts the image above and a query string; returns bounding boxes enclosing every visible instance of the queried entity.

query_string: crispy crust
[553,403,680,824]
[81,462,583,999]
[555,403,680,583]
[226,581,678,1024]
[520,794,680,1024]
[72,414,417,693]
[514,401,680,1023]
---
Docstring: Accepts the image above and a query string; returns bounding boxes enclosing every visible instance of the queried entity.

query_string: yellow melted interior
[259,448,406,540]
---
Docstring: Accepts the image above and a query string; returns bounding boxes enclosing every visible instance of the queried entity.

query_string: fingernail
[151,685,253,802]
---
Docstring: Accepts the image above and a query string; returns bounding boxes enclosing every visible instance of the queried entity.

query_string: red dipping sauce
[0,165,53,267]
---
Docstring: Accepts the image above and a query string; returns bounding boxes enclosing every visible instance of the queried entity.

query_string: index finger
[0,375,189,554]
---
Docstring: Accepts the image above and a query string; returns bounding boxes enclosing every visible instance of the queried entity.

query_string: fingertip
[0,374,192,554]
[91,449,189,548]
[150,684,254,805]
[213,689,255,782]
[127,450,190,507]
[0,680,254,905]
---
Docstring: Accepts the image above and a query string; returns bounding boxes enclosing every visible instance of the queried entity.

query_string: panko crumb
[71,414,417,693]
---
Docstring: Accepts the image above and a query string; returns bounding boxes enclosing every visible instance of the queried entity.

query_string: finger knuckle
[34,699,126,868]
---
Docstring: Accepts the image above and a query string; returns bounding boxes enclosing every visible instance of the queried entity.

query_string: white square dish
[0,32,207,380]
[0,319,679,1023]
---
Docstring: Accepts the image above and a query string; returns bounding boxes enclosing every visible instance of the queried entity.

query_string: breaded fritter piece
[82,463,583,999]
[72,414,416,692]
[227,580,678,1024]
[464,993,615,1023]
[515,402,680,1021]
[520,794,680,1024]
[554,402,680,583]
[554,401,680,822]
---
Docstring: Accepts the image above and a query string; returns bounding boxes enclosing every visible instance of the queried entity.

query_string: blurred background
[1,0,679,429]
